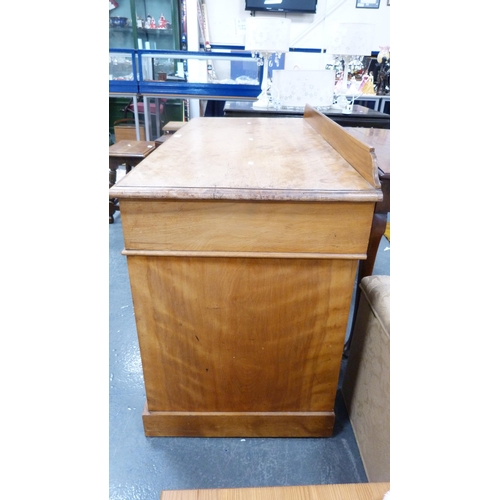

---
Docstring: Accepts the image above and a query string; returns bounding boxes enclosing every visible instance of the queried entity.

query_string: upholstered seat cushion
[342,274,390,482]
[359,275,390,337]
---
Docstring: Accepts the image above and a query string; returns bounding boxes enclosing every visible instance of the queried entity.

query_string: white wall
[203,0,389,70]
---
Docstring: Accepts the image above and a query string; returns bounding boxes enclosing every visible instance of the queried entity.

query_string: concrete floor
[109,205,390,500]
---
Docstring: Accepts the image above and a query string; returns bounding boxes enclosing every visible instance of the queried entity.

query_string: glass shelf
[110,27,174,36]
[109,49,139,94]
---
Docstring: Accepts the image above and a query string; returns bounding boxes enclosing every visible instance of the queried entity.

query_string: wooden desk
[160,482,390,500]
[109,106,382,437]
[224,101,390,129]
[109,140,155,223]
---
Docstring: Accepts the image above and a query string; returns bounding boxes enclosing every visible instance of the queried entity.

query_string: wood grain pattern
[109,116,381,202]
[122,250,366,260]
[160,482,390,500]
[120,199,374,254]
[304,105,381,189]
[127,256,357,414]
[142,406,334,437]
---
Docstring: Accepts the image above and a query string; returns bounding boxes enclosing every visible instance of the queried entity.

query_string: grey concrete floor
[109,202,390,500]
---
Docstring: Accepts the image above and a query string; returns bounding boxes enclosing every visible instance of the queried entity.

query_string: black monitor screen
[245,0,317,14]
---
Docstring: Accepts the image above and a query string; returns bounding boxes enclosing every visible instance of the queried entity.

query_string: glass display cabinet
[109,0,181,50]
[109,47,140,139]
[138,49,261,99]
[134,49,262,139]
[109,48,139,93]
[135,0,181,51]
[110,0,184,137]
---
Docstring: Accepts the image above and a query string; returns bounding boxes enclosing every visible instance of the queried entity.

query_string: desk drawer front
[120,200,373,255]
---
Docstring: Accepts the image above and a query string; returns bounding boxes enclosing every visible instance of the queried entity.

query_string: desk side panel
[120,200,374,255]
[127,256,357,415]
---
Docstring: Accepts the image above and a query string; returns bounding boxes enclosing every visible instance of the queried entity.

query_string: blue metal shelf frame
[109,48,140,94]
[110,46,329,97]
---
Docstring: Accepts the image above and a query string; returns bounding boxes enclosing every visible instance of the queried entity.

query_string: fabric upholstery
[342,275,390,482]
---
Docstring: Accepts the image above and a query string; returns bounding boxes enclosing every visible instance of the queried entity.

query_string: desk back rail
[304,104,381,189]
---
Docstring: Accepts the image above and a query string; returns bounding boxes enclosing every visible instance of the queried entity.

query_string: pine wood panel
[160,482,391,500]
[120,199,374,254]
[127,257,357,416]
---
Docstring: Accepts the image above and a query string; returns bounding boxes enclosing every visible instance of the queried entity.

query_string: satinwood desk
[109,105,382,437]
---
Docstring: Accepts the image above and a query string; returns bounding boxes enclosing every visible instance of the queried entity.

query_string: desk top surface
[224,101,389,119]
[110,113,382,202]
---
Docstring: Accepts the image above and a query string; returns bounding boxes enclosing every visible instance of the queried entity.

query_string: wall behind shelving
[203,0,390,70]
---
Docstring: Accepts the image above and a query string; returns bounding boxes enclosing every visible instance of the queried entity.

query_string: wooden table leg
[109,158,121,224]
[359,213,387,280]
[344,213,387,357]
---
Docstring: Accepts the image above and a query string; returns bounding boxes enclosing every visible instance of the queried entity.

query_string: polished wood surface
[110,111,381,201]
[224,101,390,129]
[109,107,382,437]
[128,256,356,436]
[304,106,380,189]
[142,406,335,437]
[119,200,373,255]
[160,482,390,500]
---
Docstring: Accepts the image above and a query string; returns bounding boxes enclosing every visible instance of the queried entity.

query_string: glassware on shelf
[109,0,181,51]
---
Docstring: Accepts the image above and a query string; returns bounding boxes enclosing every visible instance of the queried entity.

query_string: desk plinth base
[142,403,335,437]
